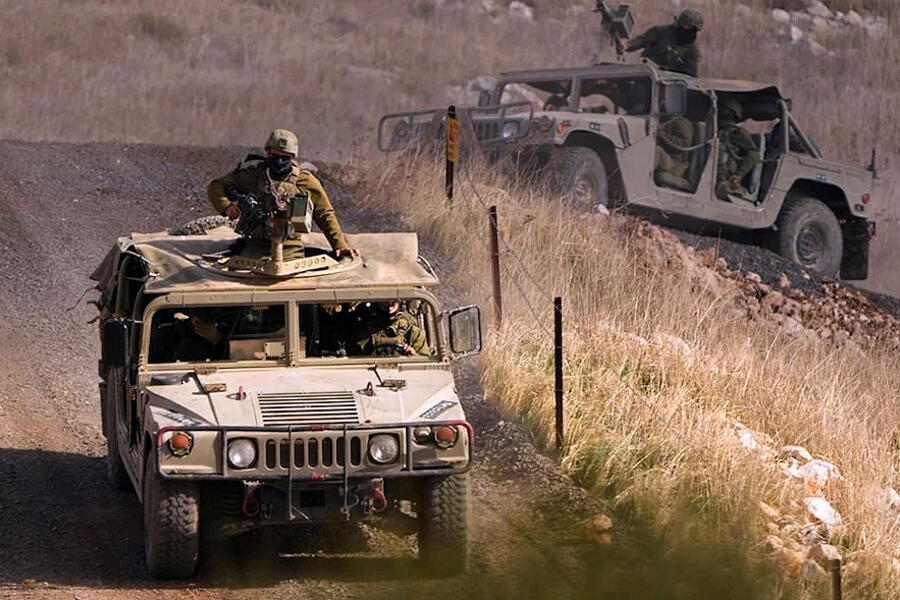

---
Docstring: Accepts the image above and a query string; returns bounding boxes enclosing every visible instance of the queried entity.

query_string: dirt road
[0,141,614,600]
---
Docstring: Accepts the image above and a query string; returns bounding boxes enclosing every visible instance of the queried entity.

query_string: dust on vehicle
[92,221,481,579]
[378,9,875,280]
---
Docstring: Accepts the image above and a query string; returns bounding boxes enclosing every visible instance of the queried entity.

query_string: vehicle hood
[145,365,462,430]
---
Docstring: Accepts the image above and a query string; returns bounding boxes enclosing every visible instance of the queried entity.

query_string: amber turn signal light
[168,431,193,456]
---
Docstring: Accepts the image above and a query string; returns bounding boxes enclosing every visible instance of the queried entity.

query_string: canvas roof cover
[91,228,438,294]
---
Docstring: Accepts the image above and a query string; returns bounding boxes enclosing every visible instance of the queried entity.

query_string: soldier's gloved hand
[224,203,241,220]
[400,343,416,356]
[335,247,360,258]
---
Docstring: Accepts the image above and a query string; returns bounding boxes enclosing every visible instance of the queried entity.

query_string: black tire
[417,473,469,576]
[104,380,131,491]
[144,451,200,579]
[547,146,609,210]
[776,197,842,277]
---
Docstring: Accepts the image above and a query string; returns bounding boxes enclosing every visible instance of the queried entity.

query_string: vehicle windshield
[498,78,574,112]
[147,299,437,365]
[148,304,287,364]
[301,300,435,359]
[577,76,652,115]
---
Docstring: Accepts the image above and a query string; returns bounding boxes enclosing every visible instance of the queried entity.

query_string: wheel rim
[796,223,827,267]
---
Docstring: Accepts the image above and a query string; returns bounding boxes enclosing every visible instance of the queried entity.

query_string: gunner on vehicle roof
[206,128,358,258]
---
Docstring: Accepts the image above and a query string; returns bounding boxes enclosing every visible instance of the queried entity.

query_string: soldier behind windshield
[624,9,703,76]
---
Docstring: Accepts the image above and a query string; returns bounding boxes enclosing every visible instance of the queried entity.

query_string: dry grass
[345,152,900,597]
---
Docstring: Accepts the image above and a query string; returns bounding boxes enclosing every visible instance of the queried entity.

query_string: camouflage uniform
[626,9,703,76]
[206,131,349,252]
[353,308,430,357]
[716,100,760,200]
[655,116,694,179]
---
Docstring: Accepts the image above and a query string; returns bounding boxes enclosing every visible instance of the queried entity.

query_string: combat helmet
[265,129,299,157]
[676,8,704,31]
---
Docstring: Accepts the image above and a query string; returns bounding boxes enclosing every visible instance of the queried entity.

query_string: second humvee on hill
[92,223,480,579]
[379,61,875,280]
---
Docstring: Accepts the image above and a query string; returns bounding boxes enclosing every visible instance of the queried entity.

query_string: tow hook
[371,479,388,513]
[242,481,262,518]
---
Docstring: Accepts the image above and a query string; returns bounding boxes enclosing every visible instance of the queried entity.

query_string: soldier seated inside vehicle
[301,300,433,358]
[149,304,286,363]
[654,90,713,192]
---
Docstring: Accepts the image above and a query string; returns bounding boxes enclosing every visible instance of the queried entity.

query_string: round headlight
[368,434,400,465]
[227,438,257,469]
[501,121,519,139]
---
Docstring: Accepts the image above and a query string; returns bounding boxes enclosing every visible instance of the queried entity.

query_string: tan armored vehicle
[379,62,875,279]
[92,224,480,578]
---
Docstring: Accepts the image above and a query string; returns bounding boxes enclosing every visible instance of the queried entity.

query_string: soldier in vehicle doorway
[716,98,760,201]
[351,301,430,357]
[206,129,358,258]
[624,9,703,76]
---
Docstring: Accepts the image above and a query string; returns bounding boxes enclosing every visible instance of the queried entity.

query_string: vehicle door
[651,83,717,212]
[572,74,657,204]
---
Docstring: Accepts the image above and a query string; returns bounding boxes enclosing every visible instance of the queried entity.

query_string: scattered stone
[782,316,805,337]
[790,25,804,43]
[806,0,832,19]
[764,534,783,553]
[776,273,791,288]
[801,559,828,579]
[804,496,843,532]
[844,10,863,27]
[508,1,533,21]
[795,459,841,493]
[808,543,841,568]
[762,290,785,310]
[746,271,762,284]
[771,8,790,24]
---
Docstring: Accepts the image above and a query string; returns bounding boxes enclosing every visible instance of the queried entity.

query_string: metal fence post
[831,559,842,600]
[554,296,563,450]
[445,105,459,201]
[489,206,502,328]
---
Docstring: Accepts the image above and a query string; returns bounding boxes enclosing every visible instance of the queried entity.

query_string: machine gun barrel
[594,1,634,56]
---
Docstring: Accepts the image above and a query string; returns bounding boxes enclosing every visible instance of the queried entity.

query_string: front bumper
[155,421,472,523]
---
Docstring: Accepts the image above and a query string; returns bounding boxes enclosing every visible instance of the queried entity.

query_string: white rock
[735,4,751,17]
[889,488,900,512]
[782,315,805,337]
[508,1,533,21]
[804,496,843,531]
[652,332,692,357]
[806,0,832,19]
[845,10,863,27]
[731,422,775,455]
[790,25,804,43]
[809,38,829,56]
[811,16,832,35]
[771,8,790,24]
[480,0,496,14]
[779,445,813,464]
[865,19,888,37]
[795,459,842,490]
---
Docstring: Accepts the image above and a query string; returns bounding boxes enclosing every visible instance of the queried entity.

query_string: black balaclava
[266,155,293,179]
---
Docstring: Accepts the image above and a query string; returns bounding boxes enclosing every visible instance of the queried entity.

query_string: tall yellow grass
[347,153,900,598]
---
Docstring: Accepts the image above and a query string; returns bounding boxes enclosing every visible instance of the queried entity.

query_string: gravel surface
[0,141,606,600]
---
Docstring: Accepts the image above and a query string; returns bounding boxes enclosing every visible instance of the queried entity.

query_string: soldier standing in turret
[207,129,357,258]
[624,9,703,76]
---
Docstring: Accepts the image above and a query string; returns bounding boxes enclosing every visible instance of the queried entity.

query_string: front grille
[474,121,500,141]
[264,435,364,470]
[257,391,360,426]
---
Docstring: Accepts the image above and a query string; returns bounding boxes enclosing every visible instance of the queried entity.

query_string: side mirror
[477,90,492,108]
[659,80,688,117]
[446,305,482,358]
[102,319,129,367]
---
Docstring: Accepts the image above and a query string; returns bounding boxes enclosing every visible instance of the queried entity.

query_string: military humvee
[91,225,480,578]
[379,61,875,280]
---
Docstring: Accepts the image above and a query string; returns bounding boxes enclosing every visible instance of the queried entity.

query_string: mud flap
[840,218,869,281]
